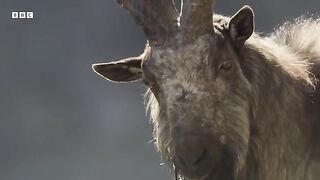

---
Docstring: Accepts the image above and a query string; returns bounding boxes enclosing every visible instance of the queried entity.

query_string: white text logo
[12,11,33,19]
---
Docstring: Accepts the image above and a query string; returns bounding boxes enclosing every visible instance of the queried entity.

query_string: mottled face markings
[142,29,255,180]
[150,35,212,102]
[143,32,251,133]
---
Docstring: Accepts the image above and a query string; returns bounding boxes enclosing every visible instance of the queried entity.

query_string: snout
[172,126,222,179]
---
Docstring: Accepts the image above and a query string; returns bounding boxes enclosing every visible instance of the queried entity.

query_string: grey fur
[92,4,320,180]
[144,16,320,180]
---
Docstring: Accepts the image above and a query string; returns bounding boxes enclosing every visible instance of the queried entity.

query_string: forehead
[144,33,233,73]
[142,14,233,70]
[152,36,212,69]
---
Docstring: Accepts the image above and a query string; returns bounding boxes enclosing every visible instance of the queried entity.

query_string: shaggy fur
[92,4,320,179]
[145,16,320,180]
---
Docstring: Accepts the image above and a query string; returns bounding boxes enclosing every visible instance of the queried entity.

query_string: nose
[173,127,216,178]
[175,134,208,168]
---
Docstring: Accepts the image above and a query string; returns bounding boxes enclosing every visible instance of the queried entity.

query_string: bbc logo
[12,11,33,19]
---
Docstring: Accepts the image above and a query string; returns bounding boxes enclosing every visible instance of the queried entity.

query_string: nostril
[193,148,208,165]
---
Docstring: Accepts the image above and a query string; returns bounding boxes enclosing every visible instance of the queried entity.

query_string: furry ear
[92,57,142,83]
[228,5,254,45]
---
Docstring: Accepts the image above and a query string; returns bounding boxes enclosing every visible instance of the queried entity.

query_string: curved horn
[117,0,179,46]
[180,0,215,41]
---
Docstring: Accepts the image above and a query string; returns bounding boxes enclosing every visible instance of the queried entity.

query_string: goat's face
[93,5,254,180]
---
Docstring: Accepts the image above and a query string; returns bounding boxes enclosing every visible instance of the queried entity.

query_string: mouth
[173,147,236,180]
[174,166,214,180]
[175,163,234,180]
[173,151,216,180]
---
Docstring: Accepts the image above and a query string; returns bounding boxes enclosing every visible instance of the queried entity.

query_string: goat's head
[93,1,255,179]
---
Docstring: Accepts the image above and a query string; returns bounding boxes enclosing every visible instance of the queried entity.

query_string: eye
[142,75,155,88]
[142,77,151,86]
[218,61,233,71]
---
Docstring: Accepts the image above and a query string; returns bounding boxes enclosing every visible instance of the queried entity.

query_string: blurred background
[0,0,319,180]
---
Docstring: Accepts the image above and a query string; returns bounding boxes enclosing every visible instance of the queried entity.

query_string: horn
[117,0,179,46]
[179,0,215,41]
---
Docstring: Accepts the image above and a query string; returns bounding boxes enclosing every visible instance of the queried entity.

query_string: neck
[238,37,316,180]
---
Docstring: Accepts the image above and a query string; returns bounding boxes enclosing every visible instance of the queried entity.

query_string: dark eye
[142,77,151,86]
[143,75,156,89]
[218,61,233,71]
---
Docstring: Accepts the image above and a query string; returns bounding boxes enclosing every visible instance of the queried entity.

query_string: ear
[228,5,254,45]
[92,57,142,83]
